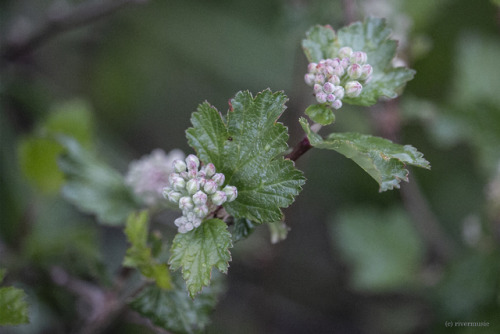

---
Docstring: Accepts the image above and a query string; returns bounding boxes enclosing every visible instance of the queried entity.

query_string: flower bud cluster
[304,47,373,109]
[162,154,238,233]
[125,149,185,206]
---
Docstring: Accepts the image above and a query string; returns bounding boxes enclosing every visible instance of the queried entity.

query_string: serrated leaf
[124,211,172,290]
[130,273,223,334]
[300,118,430,191]
[232,218,257,242]
[332,207,424,292]
[302,18,415,106]
[57,137,140,225]
[0,272,29,325]
[169,219,232,298]
[186,89,305,223]
[305,104,335,125]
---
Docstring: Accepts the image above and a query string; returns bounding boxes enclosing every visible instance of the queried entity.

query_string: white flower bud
[193,218,202,228]
[179,171,189,180]
[333,86,345,100]
[192,190,208,206]
[360,64,373,80]
[167,190,183,203]
[325,66,335,75]
[326,94,336,102]
[193,205,209,218]
[212,173,225,186]
[347,63,363,80]
[187,169,197,179]
[173,159,187,173]
[338,46,353,59]
[304,73,315,86]
[204,180,218,194]
[331,100,343,110]
[185,154,200,171]
[171,175,185,191]
[211,191,227,205]
[345,81,363,98]
[313,83,323,93]
[307,62,318,73]
[329,75,340,86]
[185,178,200,194]
[203,163,216,177]
[184,222,194,232]
[323,82,335,94]
[223,185,238,202]
[316,92,327,104]
[350,51,368,65]
[179,196,194,211]
[333,65,345,77]
[340,58,350,69]
[314,74,325,84]
[178,225,188,233]
[174,216,188,227]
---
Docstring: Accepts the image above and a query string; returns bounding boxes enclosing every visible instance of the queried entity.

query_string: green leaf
[169,219,232,298]
[130,273,223,334]
[124,211,172,290]
[300,118,430,191]
[332,207,424,292]
[0,272,30,325]
[57,137,139,225]
[302,18,415,106]
[232,218,257,242]
[18,99,94,194]
[186,89,305,223]
[305,104,335,125]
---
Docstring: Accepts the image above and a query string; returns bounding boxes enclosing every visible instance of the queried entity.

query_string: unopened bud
[345,81,363,98]
[316,92,327,104]
[171,175,185,191]
[173,159,187,173]
[174,216,188,227]
[192,190,208,206]
[338,47,353,59]
[166,190,182,203]
[329,75,340,85]
[211,191,227,205]
[193,218,202,228]
[307,62,318,73]
[350,51,368,64]
[184,222,194,232]
[313,83,323,93]
[203,180,218,194]
[212,173,225,186]
[193,205,209,218]
[223,185,238,202]
[186,178,200,194]
[340,58,350,69]
[326,94,336,102]
[333,65,345,77]
[331,99,343,110]
[347,63,363,79]
[315,74,325,84]
[323,82,335,93]
[185,154,200,171]
[360,64,373,80]
[179,196,194,211]
[333,86,345,99]
[304,73,315,86]
[203,163,216,177]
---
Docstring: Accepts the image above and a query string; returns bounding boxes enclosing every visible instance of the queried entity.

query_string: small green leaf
[130,273,223,334]
[124,211,172,290]
[169,219,232,298]
[186,89,305,223]
[232,218,257,242]
[302,18,415,106]
[0,271,30,326]
[301,118,430,191]
[305,104,335,125]
[332,207,424,292]
[57,137,140,225]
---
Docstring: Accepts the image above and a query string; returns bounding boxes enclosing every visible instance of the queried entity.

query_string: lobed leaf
[123,211,172,290]
[169,219,232,298]
[300,118,430,191]
[302,18,415,106]
[57,137,140,225]
[0,271,29,326]
[186,89,305,223]
[305,104,335,125]
[130,273,223,334]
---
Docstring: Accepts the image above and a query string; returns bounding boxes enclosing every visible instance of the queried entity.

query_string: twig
[286,136,312,162]
[1,0,148,64]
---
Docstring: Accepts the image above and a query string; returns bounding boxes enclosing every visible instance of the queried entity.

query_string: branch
[286,136,312,162]
[1,0,148,64]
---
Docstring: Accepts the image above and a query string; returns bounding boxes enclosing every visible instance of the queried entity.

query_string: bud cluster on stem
[304,47,373,110]
[162,154,238,233]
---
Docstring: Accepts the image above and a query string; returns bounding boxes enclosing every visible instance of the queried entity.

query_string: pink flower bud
[316,92,327,104]
[211,191,227,205]
[331,100,343,110]
[171,175,185,191]
[345,81,363,98]
[193,205,209,218]
[340,58,350,69]
[179,196,194,211]
[329,75,340,85]
[323,82,335,93]
[350,51,368,64]
[304,73,315,86]
[338,47,353,59]
[326,94,336,102]
[186,178,200,194]
[173,159,187,173]
[192,190,208,206]
[203,180,218,194]
[212,173,225,186]
[347,63,363,79]
[315,74,325,84]
[313,83,323,93]
[185,154,200,171]
[203,163,216,177]
[333,86,345,100]
[360,64,373,80]
[307,62,318,73]
[166,190,182,203]
[333,65,345,77]
[223,185,238,202]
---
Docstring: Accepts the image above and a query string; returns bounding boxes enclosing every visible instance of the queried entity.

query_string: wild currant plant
[9,17,430,333]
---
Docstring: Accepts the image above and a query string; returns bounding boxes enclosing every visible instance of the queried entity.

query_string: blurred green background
[1,0,500,333]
